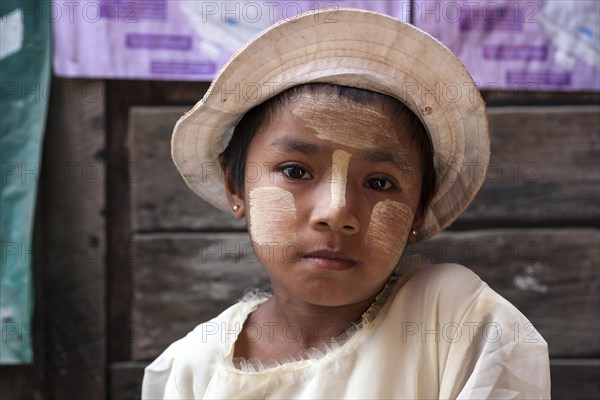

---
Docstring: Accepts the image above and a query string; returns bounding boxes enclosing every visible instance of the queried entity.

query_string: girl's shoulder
[398,261,486,306]
[155,293,267,357]
[393,260,532,328]
[405,261,483,289]
[390,261,550,398]
[142,296,265,398]
[391,260,546,346]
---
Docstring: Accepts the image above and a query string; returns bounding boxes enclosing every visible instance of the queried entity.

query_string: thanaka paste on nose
[365,200,413,265]
[330,150,351,210]
[249,186,297,246]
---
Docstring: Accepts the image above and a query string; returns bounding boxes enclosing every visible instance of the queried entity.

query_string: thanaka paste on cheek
[330,150,351,210]
[292,97,400,151]
[249,187,297,246]
[365,200,414,265]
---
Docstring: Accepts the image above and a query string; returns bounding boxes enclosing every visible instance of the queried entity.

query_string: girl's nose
[309,188,361,235]
[309,202,361,234]
[310,208,360,235]
[310,150,360,235]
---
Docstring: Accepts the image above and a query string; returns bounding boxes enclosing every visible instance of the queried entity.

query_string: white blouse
[142,262,551,399]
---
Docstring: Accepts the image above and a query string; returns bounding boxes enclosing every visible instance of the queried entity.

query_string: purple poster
[414,0,600,91]
[52,0,410,80]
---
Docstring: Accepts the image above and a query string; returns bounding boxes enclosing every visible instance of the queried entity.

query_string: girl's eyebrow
[361,149,415,173]
[269,136,321,156]
[269,136,414,172]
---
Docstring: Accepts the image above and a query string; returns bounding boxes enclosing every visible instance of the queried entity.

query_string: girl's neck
[233,292,377,365]
[269,294,375,346]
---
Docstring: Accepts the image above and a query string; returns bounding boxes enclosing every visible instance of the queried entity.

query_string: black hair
[219,83,437,216]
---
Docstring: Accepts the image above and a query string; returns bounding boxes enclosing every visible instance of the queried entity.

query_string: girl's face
[226,91,424,307]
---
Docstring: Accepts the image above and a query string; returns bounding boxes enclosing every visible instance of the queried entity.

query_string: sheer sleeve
[141,324,213,400]
[439,283,551,399]
[141,337,185,400]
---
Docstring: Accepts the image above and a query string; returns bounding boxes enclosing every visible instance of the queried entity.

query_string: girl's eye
[282,165,312,180]
[366,177,394,191]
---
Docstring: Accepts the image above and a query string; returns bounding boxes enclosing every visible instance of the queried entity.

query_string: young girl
[142,8,550,399]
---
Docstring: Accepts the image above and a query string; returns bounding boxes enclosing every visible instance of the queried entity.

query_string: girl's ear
[221,159,246,220]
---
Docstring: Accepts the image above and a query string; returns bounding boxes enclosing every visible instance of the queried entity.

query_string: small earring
[411,230,417,236]
[232,205,240,213]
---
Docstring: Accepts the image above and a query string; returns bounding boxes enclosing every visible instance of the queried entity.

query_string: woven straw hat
[171,8,490,242]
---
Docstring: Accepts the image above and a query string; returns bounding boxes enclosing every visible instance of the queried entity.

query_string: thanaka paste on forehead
[249,187,297,246]
[365,200,413,264]
[330,150,351,210]
[292,95,400,151]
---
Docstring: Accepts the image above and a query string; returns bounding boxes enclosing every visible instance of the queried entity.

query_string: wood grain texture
[142,81,210,105]
[105,80,159,362]
[131,233,268,360]
[480,90,600,106]
[120,88,599,396]
[129,107,245,232]
[458,106,600,225]
[40,79,106,398]
[132,229,598,360]
[130,106,600,232]
[109,361,148,400]
[550,359,600,400]
[0,366,43,400]
[119,82,600,107]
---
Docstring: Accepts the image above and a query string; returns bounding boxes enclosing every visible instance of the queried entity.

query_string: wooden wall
[1,79,598,399]
[124,87,600,397]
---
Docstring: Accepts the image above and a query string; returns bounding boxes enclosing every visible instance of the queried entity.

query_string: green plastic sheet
[1,0,51,364]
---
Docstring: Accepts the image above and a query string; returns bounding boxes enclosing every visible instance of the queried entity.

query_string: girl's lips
[302,251,357,271]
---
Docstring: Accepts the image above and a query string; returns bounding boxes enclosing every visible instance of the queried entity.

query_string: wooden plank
[550,359,600,400]
[106,81,154,363]
[404,228,600,357]
[109,361,148,400]
[144,81,210,105]
[133,229,598,360]
[40,78,106,398]
[107,80,200,363]
[481,90,600,106]
[458,106,600,226]
[134,82,600,107]
[131,233,268,360]
[130,106,599,232]
[129,107,245,232]
[0,366,44,400]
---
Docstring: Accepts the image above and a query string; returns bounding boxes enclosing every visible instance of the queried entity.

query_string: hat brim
[172,8,490,242]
